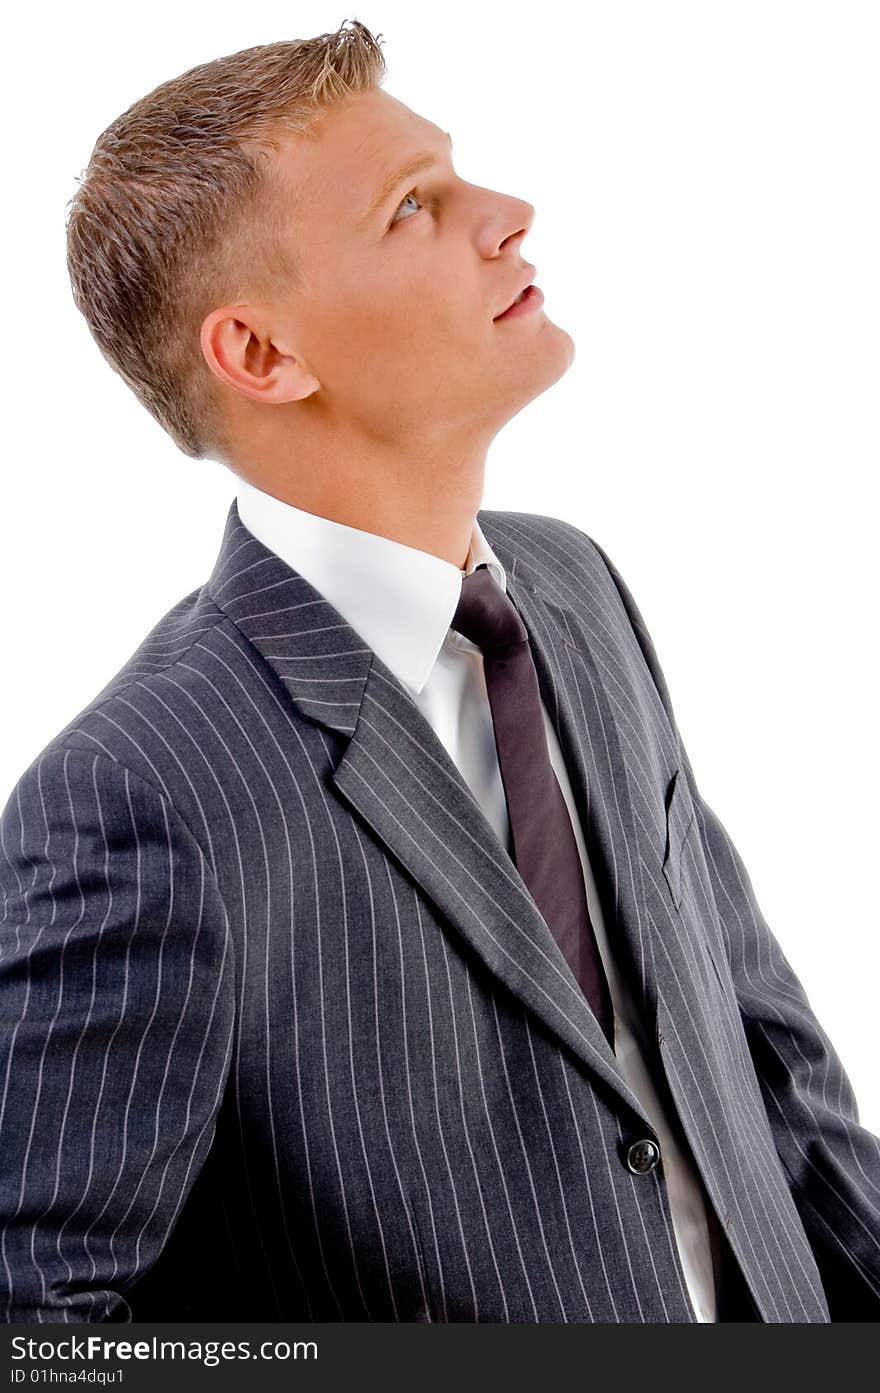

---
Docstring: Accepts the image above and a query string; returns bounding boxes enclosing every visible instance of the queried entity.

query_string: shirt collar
[235,476,508,698]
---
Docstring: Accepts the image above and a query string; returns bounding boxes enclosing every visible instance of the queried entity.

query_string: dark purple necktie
[451,564,615,1050]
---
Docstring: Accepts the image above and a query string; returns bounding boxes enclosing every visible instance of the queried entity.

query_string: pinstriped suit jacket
[2,501,879,1324]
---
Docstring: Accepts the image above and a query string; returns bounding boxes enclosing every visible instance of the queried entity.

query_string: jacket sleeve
[586,529,880,1320]
[0,743,237,1323]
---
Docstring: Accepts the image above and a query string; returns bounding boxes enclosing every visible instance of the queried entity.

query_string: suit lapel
[331,644,655,1119]
[206,499,660,1127]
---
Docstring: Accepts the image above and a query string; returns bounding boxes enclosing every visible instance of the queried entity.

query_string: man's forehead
[269,99,449,228]
[274,94,444,182]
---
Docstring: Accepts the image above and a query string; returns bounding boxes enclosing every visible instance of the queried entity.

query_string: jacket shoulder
[9,584,227,787]
[477,508,617,590]
[478,508,677,728]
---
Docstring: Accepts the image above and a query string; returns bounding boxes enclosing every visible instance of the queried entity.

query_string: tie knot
[450,564,528,655]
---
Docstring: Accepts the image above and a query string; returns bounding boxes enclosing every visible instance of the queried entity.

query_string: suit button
[625,1138,661,1174]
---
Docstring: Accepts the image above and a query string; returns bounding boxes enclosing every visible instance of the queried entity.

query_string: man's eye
[389,189,425,229]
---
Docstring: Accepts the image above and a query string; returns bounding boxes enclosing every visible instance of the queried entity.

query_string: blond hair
[65,19,387,462]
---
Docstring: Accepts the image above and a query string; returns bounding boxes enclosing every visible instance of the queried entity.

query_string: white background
[2,1,877,1132]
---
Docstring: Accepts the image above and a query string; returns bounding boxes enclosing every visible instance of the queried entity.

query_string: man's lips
[493,265,537,318]
[493,283,545,321]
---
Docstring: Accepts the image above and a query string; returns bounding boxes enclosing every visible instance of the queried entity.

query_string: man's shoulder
[477,506,591,541]
[20,584,229,778]
[476,508,613,585]
[477,508,660,661]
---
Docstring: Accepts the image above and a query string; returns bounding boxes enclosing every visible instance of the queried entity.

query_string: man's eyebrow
[359,131,454,228]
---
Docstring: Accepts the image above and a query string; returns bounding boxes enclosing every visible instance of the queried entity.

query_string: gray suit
[2,501,878,1322]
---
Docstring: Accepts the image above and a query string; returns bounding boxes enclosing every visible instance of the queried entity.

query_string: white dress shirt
[236,475,723,1322]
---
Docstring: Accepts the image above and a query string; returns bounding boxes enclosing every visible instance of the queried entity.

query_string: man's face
[263,87,575,445]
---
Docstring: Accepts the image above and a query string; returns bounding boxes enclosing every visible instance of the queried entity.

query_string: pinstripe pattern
[1,500,878,1322]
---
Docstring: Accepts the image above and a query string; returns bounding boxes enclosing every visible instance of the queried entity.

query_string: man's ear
[200,304,320,404]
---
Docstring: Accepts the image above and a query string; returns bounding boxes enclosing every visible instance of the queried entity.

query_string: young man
[2,22,878,1322]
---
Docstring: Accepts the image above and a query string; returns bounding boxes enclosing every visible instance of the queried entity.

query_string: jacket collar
[234,477,507,698]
